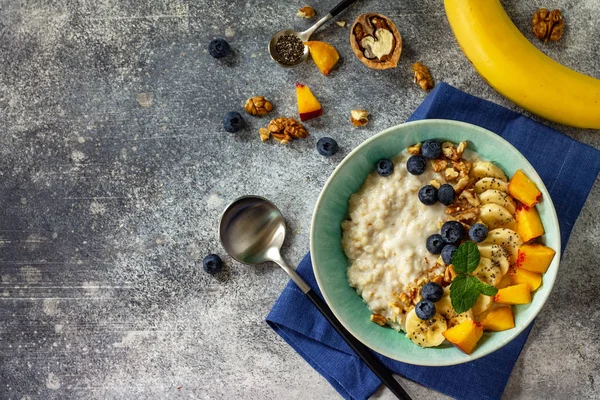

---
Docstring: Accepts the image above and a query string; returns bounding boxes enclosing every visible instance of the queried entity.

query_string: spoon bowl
[268,30,310,67]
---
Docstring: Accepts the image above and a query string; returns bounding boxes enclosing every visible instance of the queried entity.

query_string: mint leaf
[449,275,482,314]
[478,281,499,296]
[451,241,481,274]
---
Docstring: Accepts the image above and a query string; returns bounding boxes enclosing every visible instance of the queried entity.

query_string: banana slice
[478,243,510,275]
[479,189,517,215]
[474,177,508,194]
[471,161,508,182]
[479,203,516,230]
[472,294,494,316]
[483,228,523,264]
[436,291,474,328]
[473,257,503,287]
[404,309,447,347]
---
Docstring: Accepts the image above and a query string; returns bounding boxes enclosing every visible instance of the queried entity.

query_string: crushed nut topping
[260,117,308,144]
[370,314,387,326]
[350,109,369,126]
[444,167,459,181]
[297,5,316,18]
[412,62,434,91]
[245,96,273,116]
[407,142,422,155]
[453,176,471,193]
[432,159,448,172]
[532,8,564,43]
[429,179,441,189]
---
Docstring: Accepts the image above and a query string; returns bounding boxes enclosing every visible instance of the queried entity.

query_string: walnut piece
[370,314,387,326]
[336,21,347,28]
[432,159,448,172]
[407,142,422,155]
[261,117,308,144]
[532,8,564,43]
[444,167,459,181]
[297,6,315,18]
[350,13,402,70]
[429,179,441,189]
[350,109,369,126]
[245,96,273,116]
[412,62,434,91]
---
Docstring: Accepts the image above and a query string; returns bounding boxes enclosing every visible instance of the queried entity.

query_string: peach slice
[295,82,323,121]
[515,203,544,242]
[304,41,339,75]
[494,284,532,305]
[516,244,556,274]
[442,319,484,354]
[509,267,542,291]
[508,170,542,207]
[481,306,515,331]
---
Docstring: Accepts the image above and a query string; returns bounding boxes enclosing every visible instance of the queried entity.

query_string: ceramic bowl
[310,119,560,366]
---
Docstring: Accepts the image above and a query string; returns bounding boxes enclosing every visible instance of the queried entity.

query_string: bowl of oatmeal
[310,119,560,366]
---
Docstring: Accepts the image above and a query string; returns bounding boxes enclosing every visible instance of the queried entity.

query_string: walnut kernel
[532,8,564,43]
[297,6,316,19]
[350,109,369,126]
[370,314,387,326]
[407,143,422,155]
[245,96,273,116]
[412,62,434,91]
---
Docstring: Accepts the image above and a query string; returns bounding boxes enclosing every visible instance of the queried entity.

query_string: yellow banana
[445,0,600,129]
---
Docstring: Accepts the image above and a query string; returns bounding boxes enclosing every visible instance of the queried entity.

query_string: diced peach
[516,244,556,274]
[515,204,544,242]
[442,319,484,354]
[304,41,339,75]
[481,306,515,332]
[497,273,512,289]
[509,267,542,291]
[494,284,532,304]
[508,170,542,207]
[295,82,322,121]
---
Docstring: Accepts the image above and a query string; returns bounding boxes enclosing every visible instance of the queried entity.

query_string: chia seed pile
[276,34,305,65]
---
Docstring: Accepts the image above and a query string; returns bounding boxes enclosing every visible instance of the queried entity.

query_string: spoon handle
[329,0,358,17]
[306,289,412,400]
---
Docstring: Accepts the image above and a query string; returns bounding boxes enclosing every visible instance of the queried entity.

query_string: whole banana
[445,0,600,129]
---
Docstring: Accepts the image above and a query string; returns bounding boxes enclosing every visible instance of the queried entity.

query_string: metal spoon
[268,0,358,67]
[219,196,412,400]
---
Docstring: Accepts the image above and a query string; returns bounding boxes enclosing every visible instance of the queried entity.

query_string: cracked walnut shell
[244,96,273,116]
[350,13,402,70]
[532,8,564,43]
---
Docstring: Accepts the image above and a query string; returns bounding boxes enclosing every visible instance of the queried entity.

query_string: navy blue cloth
[266,83,600,400]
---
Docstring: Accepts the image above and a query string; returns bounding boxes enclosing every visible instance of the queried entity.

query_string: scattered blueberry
[208,38,230,58]
[223,111,245,133]
[203,254,223,274]
[421,140,442,159]
[415,300,437,320]
[441,244,458,265]
[421,282,444,303]
[426,234,445,254]
[376,159,394,176]
[406,155,427,175]
[316,137,339,157]
[469,223,489,243]
[441,221,466,246]
[418,185,438,205]
[438,184,456,206]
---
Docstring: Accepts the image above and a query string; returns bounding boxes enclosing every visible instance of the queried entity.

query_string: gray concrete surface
[0,0,598,399]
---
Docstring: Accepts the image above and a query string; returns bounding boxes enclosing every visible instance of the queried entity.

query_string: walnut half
[350,13,402,70]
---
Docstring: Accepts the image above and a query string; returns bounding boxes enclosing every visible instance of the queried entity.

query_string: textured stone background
[0,0,598,399]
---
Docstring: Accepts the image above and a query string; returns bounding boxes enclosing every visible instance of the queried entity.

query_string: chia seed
[275,34,305,65]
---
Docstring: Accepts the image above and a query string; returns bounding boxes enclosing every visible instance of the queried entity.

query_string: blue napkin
[266,83,600,400]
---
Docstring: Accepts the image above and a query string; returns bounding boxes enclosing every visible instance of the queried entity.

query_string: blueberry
[426,234,445,254]
[438,184,455,206]
[316,137,339,156]
[469,223,489,243]
[203,254,222,274]
[223,111,245,133]
[415,300,436,320]
[421,140,442,159]
[441,221,466,246]
[407,155,427,175]
[418,185,438,205]
[421,282,444,302]
[441,244,458,265]
[208,38,230,58]
[376,159,394,176]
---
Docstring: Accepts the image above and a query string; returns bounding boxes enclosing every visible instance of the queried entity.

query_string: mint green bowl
[310,119,560,366]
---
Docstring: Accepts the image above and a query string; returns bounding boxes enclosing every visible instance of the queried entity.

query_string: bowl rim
[309,118,561,366]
